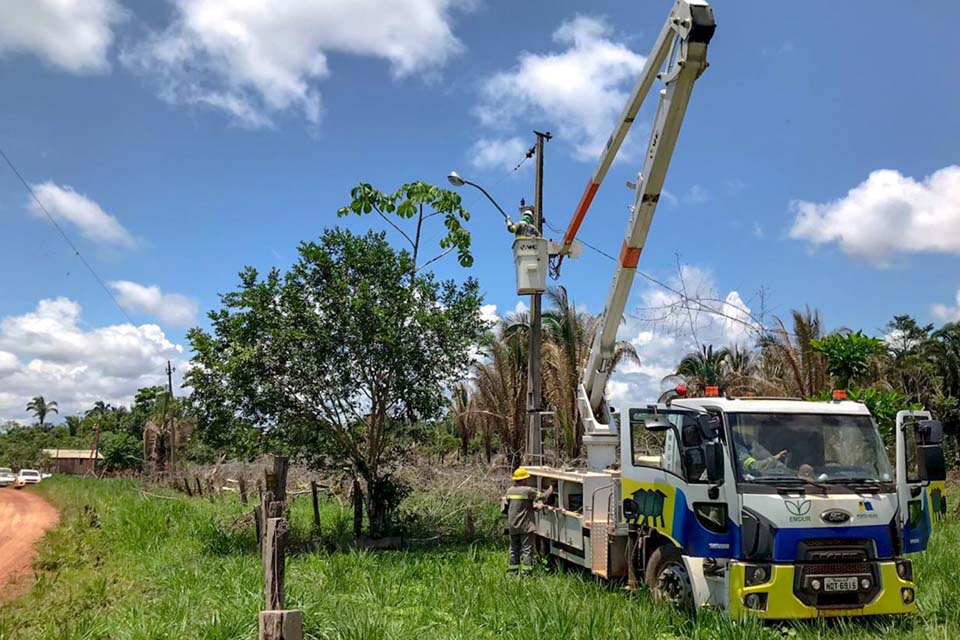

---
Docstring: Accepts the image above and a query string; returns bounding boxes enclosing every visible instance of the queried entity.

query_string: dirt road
[0,487,59,600]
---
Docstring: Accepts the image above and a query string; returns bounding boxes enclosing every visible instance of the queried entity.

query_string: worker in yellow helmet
[501,467,554,574]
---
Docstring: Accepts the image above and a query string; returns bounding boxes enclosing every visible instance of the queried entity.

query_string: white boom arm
[559,1,715,467]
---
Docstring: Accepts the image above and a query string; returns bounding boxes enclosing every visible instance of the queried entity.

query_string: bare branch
[372,204,415,249]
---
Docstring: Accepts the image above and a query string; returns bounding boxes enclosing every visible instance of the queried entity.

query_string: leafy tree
[811,330,885,389]
[25,396,58,427]
[100,432,143,471]
[883,315,936,402]
[188,228,484,535]
[338,181,473,271]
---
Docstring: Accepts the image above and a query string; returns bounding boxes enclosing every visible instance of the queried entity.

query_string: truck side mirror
[705,441,725,485]
[916,420,944,445]
[918,445,946,482]
[633,409,671,432]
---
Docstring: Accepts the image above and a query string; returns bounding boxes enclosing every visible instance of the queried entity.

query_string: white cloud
[474,15,646,161]
[109,281,199,327]
[789,165,960,265]
[479,303,500,325]
[122,0,467,127]
[683,184,711,205]
[28,182,136,248]
[608,265,759,404]
[932,289,960,323]
[0,0,125,74]
[0,298,187,422]
[470,137,530,172]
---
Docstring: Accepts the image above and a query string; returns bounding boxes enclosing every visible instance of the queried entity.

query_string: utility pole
[166,360,176,472]
[166,360,175,396]
[527,130,551,464]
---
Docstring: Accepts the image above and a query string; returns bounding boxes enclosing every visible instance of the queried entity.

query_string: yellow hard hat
[512,467,531,481]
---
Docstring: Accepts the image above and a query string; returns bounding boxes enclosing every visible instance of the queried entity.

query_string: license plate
[823,576,859,592]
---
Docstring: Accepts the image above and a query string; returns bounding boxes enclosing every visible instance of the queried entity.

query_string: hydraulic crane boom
[558,1,715,465]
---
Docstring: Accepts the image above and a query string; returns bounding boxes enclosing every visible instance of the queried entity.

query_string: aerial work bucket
[513,237,548,295]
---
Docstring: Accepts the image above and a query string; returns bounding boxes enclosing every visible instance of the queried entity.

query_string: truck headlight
[744,564,771,586]
[896,559,913,582]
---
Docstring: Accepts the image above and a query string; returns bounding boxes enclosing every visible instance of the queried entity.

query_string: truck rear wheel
[645,545,694,610]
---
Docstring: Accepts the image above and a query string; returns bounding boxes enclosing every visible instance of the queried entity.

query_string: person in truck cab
[733,432,789,478]
[502,467,554,574]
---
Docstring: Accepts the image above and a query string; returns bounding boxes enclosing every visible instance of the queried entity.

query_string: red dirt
[0,487,59,601]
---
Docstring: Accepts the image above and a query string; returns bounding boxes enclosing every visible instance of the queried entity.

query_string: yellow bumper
[728,562,916,620]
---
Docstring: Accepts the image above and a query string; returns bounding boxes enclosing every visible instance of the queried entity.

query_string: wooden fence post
[465,509,475,538]
[258,516,302,640]
[310,480,321,534]
[195,476,203,497]
[273,456,289,504]
[262,518,289,610]
[182,477,193,497]
[259,610,302,640]
[239,478,249,505]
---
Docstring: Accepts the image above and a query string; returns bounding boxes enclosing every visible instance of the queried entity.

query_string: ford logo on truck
[821,509,852,525]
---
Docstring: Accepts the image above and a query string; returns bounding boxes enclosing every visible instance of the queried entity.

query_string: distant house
[42,449,104,475]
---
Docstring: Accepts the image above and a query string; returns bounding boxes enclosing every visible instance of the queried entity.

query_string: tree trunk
[351,478,363,541]
[366,481,389,538]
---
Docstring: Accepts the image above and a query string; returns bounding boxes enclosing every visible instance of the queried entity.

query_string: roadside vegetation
[1,476,959,640]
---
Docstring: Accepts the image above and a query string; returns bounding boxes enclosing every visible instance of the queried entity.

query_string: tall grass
[1,477,957,640]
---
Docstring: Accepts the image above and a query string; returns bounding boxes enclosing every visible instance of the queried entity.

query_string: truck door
[620,403,737,558]
[896,410,948,553]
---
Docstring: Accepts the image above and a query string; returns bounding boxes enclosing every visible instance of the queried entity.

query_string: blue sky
[1,0,958,420]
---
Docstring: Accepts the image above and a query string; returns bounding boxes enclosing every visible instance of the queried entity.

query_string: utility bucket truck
[527,0,948,620]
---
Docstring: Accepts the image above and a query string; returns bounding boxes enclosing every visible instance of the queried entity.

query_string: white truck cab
[529,395,947,619]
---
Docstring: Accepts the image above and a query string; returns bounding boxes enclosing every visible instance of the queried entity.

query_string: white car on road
[0,467,14,487]
[14,469,42,489]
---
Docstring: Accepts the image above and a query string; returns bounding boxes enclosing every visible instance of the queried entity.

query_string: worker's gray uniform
[504,485,552,572]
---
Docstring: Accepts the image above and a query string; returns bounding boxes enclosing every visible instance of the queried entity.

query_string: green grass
[1,477,959,640]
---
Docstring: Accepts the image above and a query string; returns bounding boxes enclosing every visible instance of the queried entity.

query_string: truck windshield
[728,413,892,484]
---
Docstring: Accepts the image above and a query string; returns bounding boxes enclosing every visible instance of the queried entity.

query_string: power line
[0,144,136,325]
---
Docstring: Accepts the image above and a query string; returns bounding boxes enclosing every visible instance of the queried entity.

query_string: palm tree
[64,415,83,437]
[676,345,731,393]
[449,383,476,460]
[25,396,58,427]
[929,322,960,399]
[540,286,638,458]
[757,307,828,397]
[473,332,528,468]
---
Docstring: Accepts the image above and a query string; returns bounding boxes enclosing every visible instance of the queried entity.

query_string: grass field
[1,477,959,640]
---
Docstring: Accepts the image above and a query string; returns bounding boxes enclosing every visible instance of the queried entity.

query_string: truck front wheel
[645,545,694,610]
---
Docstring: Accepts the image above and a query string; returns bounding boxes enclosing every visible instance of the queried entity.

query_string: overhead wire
[0,144,137,325]
[542,218,771,337]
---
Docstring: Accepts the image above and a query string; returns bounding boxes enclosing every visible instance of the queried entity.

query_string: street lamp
[446,171,513,227]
